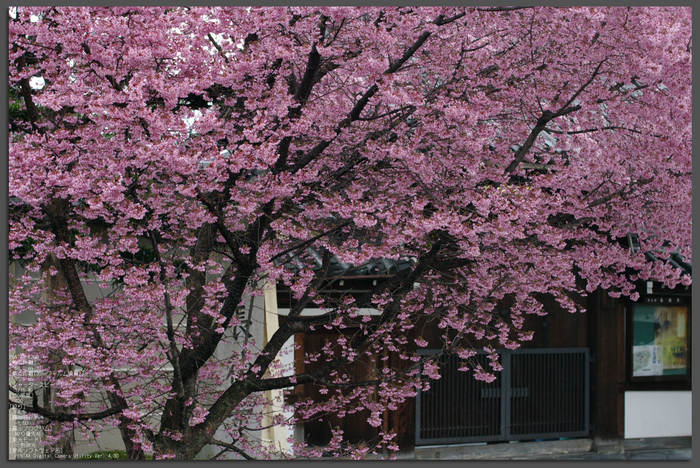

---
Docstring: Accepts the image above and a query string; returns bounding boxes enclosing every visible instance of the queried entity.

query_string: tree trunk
[41,254,74,460]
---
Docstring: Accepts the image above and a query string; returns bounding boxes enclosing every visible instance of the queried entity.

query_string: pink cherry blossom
[9,6,690,460]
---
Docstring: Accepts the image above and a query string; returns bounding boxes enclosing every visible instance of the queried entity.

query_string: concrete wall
[624,391,692,439]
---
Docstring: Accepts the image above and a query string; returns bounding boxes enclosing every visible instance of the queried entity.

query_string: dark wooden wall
[293,331,381,448]
[417,293,588,351]
[290,290,590,454]
[587,289,625,441]
[288,279,691,451]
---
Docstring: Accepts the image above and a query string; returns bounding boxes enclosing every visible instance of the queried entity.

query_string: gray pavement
[506,448,692,460]
[409,437,691,461]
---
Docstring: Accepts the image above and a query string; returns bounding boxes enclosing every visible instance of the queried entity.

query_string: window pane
[632,305,688,377]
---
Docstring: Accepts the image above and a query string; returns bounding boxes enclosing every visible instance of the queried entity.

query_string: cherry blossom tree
[9,6,691,460]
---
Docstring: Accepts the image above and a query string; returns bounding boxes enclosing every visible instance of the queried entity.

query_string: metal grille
[416,348,589,445]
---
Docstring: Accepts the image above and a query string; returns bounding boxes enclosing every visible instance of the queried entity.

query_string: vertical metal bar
[511,353,516,437]
[467,362,471,438]
[547,352,551,434]
[475,363,479,438]
[483,361,486,437]
[519,353,532,434]
[572,351,576,432]
[479,354,483,437]
[483,354,487,437]
[576,351,581,431]
[501,351,509,440]
[515,351,518,437]
[526,352,530,436]
[566,352,570,433]
[551,352,554,433]
[529,352,533,437]
[550,352,554,434]
[517,352,522,437]
[571,352,575,432]
[456,357,460,438]
[460,357,465,438]
[548,352,552,434]
[431,359,435,440]
[476,359,480,437]
[585,348,590,434]
[555,351,559,434]
[567,352,571,433]
[483,354,488,437]
[438,358,443,438]
[458,357,462,438]
[441,358,445,438]
[525,352,529,436]
[469,364,473,438]
[539,352,543,435]
[425,364,429,441]
[576,351,580,431]
[452,357,456,439]
[450,356,459,437]
[535,352,539,436]
[566,353,579,432]
[568,352,572,433]
[415,359,422,444]
[448,357,452,439]
[558,352,562,434]
[572,352,576,432]
[494,352,498,437]
[576,352,580,432]
[478,358,482,437]
[561,352,565,433]
[490,366,493,437]
[450,357,460,437]
[449,356,454,439]
[573,352,577,432]
[525,352,528,436]
[523,351,528,437]
[440,356,455,437]
[520,353,524,436]
[562,353,578,432]
[583,349,587,432]
[533,352,537,435]
[553,352,557,434]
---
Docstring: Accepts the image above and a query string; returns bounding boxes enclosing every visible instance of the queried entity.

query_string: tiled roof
[626,233,691,276]
[277,247,414,277]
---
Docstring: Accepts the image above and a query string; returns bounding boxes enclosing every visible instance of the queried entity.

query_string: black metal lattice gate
[416,348,589,445]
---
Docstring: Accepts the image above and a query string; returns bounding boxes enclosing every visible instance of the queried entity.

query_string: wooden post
[262,281,290,457]
[589,289,623,441]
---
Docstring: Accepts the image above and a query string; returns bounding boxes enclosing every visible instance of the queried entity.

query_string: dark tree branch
[587,177,654,208]
[10,390,127,423]
[148,230,186,401]
[505,58,606,174]
[210,439,256,460]
[545,125,642,135]
[10,396,126,423]
[289,19,445,174]
[557,58,606,114]
[477,6,534,12]
[269,220,353,263]
[207,33,229,64]
[504,105,582,174]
